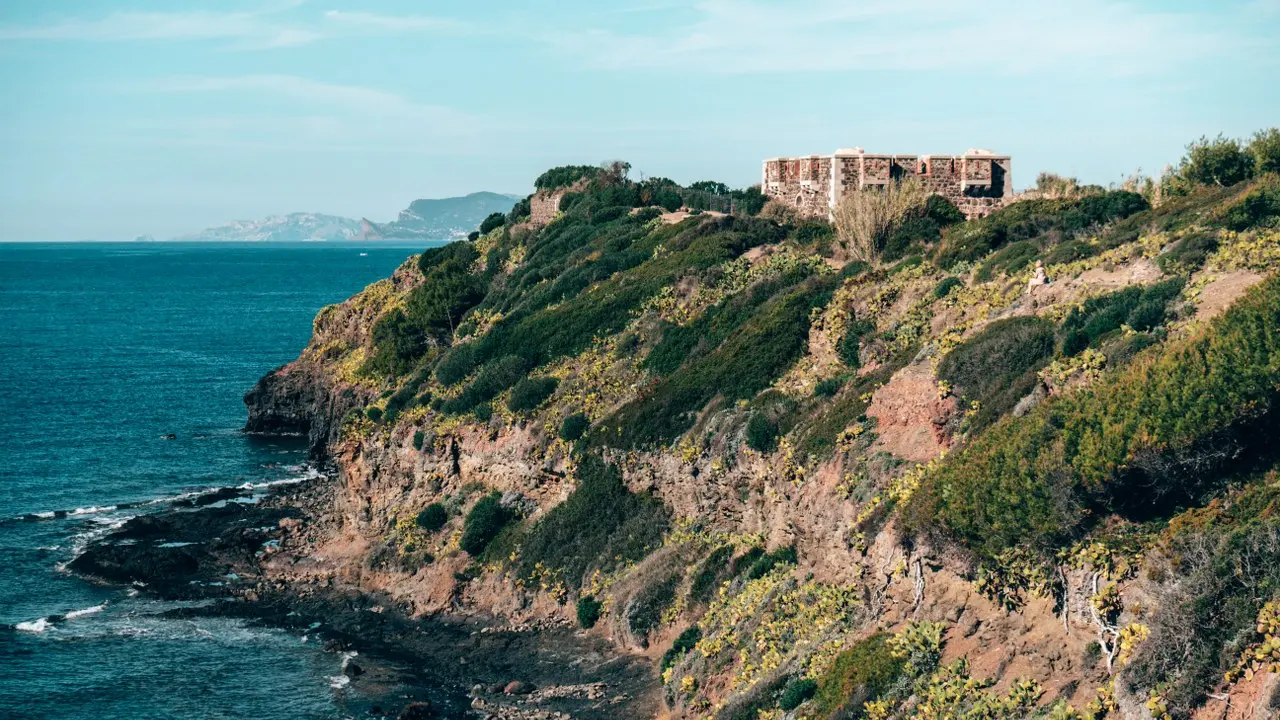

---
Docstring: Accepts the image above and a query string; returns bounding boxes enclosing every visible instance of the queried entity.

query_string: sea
[0,241,435,719]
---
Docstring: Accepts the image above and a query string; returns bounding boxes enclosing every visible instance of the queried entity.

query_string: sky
[0,1,1277,240]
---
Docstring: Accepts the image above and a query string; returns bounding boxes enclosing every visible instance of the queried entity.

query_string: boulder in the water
[397,701,435,719]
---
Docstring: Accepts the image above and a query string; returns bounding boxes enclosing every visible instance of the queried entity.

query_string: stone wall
[762,155,832,217]
[765,148,1013,221]
[529,190,565,226]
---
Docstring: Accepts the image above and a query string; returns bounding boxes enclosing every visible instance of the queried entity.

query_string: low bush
[535,165,600,191]
[746,545,797,579]
[975,240,1039,281]
[435,343,477,386]
[416,503,447,532]
[812,632,904,717]
[460,493,513,556]
[441,355,532,414]
[627,572,680,641]
[513,455,669,589]
[412,430,426,450]
[1124,511,1280,717]
[937,316,1055,431]
[576,595,602,629]
[661,626,702,671]
[479,212,506,235]
[779,678,817,711]
[906,275,1280,559]
[837,317,875,368]
[1157,232,1218,274]
[933,276,963,300]
[689,545,735,605]
[507,376,559,413]
[1220,174,1280,231]
[1249,128,1280,175]
[559,413,590,442]
[814,377,845,397]
[745,413,779,453]
[365,406,383,422]
[1178,134,1255,188]
[605,274,839,449]
[1059,278,1184,355]
[934,191,1148,269]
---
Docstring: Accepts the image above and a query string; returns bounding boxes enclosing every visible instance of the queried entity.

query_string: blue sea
[0,242,431,719]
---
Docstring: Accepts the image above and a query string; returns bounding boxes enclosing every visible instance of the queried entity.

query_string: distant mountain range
[171,192,520,242]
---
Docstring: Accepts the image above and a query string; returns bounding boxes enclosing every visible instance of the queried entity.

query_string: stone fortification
[763,147,1013,220]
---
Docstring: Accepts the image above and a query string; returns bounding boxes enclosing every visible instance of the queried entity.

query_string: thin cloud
[0,3,466,48]
[537,0,1247,76]
[322,10,471,34]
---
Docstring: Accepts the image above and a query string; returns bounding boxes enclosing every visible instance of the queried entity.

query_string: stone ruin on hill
[762,148,1013,220]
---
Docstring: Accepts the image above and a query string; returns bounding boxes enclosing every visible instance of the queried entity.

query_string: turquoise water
[0,242,429,719]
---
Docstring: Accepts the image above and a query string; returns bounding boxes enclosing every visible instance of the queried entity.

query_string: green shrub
[576,595,602,629]
[1179,134,1255,187]
[559,413,590,442]
[745,413,779,453]
[1060,278,1184,355]
[1249,128,1280,175]
[460,493,513,556]
[814,377,845,397]
[1157,231,1218,274]
[441,355,532,414]
[779,678,817,711]
[507,376,559,413]
[479,212,506,235]
[933,276,963,299]
[655,189,683,212]
[606,273,839,449]
[689,545,735,605]
[730,546,766,577]
[513,455,669,589]
[1125,512,1280,717]
[661,626,702,671]
[906,275,1280,559]
[628,572,680,641]
[416,503,447,532]
[365,406,383,422]
[934,191,1147,268]
[412,430,426,450]
[812,632,904,716]
[976,240,1039,281]
[1220,175,1280,231]
[435,343,477,385]
[837,318,875,368]
[535,165,601,191]
[937,316,1055,431]
[746,545,797,579]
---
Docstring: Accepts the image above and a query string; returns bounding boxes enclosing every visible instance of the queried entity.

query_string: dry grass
[831,178,928,262]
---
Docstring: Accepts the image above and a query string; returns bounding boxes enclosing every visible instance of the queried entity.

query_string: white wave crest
[15,617,51,633]
[70,505,117,516]
[65,602,108,619]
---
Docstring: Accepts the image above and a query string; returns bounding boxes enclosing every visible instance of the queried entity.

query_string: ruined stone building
[762,148,1013,220]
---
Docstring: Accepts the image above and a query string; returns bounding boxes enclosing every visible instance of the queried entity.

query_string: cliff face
[245,171,1280,720]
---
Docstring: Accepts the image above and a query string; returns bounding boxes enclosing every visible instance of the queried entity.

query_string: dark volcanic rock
[243,362,366,458]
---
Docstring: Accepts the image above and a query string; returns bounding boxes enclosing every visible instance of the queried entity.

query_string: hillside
[173,212,364,242]
[174,192,519,242]
[244,135,1280,719]
[361,191,522,240]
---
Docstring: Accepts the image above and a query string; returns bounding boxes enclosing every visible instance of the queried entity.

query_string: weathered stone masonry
[763,148,1013,220]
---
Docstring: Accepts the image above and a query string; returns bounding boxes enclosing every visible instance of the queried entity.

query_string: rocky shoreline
[69,478,659,719]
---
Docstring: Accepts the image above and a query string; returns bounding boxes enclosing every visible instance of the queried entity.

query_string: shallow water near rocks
[0,242,429,719]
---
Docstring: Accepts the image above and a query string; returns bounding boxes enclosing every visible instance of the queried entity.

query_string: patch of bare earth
[1194,270,1265,322]
[864,361,956,463]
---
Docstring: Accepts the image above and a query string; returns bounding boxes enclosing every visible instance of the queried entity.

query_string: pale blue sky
[0,0,1277,240]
